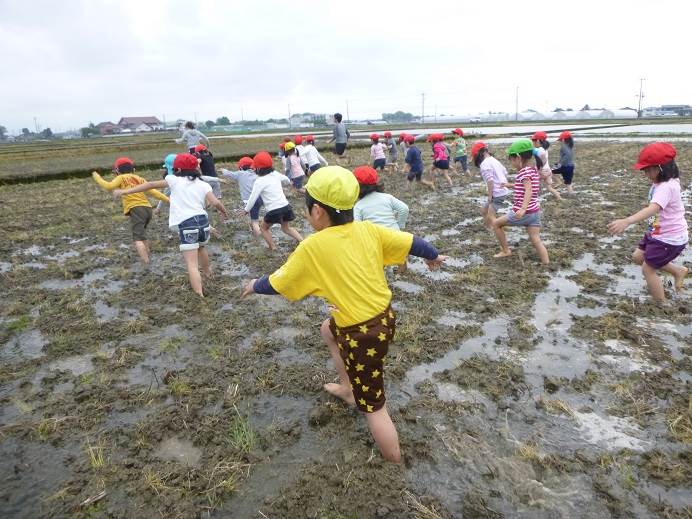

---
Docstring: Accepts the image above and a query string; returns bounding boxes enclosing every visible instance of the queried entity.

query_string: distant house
[117,116,163,132]
[599,109,637,119]
[661,105,692,116]
[96,121,121,135]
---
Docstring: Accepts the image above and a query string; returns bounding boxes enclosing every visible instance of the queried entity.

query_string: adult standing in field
[176,121,210,153]
[329,113,350,166]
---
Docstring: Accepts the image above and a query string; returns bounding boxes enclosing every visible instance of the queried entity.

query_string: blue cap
[162,153,177,176]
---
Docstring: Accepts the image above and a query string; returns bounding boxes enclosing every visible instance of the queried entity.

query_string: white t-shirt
[166,175,212,227]
[302,144,328,167]
[480,156,510,198]
[244,171,291,213]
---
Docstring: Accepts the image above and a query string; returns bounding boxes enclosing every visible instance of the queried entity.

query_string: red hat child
[532,131,547,141]
[404,135,415,144]
[471,141,488,159]
[238,156,254,169]
[383,131,392,138]
[353,165,379,185]
[173,153,199,170]
[294,135,303,145]
[558,131,572,141]
[193,144,208,153]
[112,157,134,172]
[633,142,677,170]
[306,135,315,142]
[452,128,464,136]
[253,151,274,169]
[370,133,380,141]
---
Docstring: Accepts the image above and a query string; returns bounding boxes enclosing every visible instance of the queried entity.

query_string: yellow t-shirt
[269,221,413,327]
[92,172,169,215]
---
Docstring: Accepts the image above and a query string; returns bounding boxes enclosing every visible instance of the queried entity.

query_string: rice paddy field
[0,139,690,518]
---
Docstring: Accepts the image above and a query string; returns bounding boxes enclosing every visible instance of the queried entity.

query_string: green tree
[204,120,215,128]
[216,116,230,125]
[22,128,30,135]
[80,123,99,138]
[382,111,414,122]
[40,127,53,139]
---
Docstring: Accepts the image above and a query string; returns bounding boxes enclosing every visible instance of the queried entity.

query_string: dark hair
[564,137,574,148]
[305,192,353,226]
[473,148,489,168]
[174,168,201,181]
[116,164,134,174]
[286,147,295,155]
[656,160,680,182]
[255,167,273,176]
[539,139,550,150]
[509,150,543,170]
[185,121,195,129]
[334,113,343,123]
[358,183,384,199]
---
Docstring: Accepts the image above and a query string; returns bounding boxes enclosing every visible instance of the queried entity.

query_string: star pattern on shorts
[388,310,394,319]
[348,352,354,360]
[375,389,382,399]
[345,334,350,341]
[372,369,381,378]
[359,325,368,334]
[349,339,358,349]
[378,332,387,342]
[380,318,387,326]
[361,385,369,393]
[366,348,376,357]
[366,405,374,412]
[359,398,366,406]
[355,363,364,372]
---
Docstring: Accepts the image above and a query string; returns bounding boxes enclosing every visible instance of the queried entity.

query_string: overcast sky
[1,0,689,133]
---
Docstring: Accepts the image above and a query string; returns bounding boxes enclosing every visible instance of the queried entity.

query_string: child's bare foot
[203,270,214,280]
[674,266,689,292]
[494,250,512,258]
[324,383,355,407]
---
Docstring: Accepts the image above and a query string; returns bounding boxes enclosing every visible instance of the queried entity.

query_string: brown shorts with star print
[329,305,396,413]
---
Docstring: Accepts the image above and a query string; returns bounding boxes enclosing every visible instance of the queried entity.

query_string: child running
[607,142,688,300]
[283,142,306,193]
[471,142,511,230]
[175,121,210,153]
[220,156,262,237]
[398,132,408,159]
[531,131,562,201]
[92,157,169,266]
[451,128,471,175]
[552,131,576,195]
[303,135,328,174]
[240,166,446,462]
[245,151,303,250]
[193,145,222,198]
[491,139,549,264]
[404,135,434,190]
[383,131,399,173]
[113,153,228,296]
[428,134,453,187]
[293,135,309,175]
[370,133,387,173]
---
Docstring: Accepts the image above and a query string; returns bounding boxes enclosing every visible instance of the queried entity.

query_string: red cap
[370,133,380,140]
[279,143,286,150]
[532,131,547,141]
[353,165,379,185]
[238,156,254,169]
[405,135,415,144]
[173,153,199,170]
[634,142,677,170]
[452,128,464,136]
[253,151,274,169]
[193,144,207,153]
[306,135,315,142]
[383,131,392,138]
[113,157,134,170]
[294,135,303,145]
[558,131,572,141]
[399,132,407,139]
[471,141,487,159]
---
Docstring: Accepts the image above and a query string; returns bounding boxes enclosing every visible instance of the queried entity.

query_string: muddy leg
[660,262,688,292]
[365,406,401,463]
[492,216,511,258]
[250,220,261,237]
[280,221,303,243]
[320,319,355,406]
[182,249,203,296]
[133,240,150,265]
[632,248,644,266]
[642,262,665,301]
[527,226,549,264]
[198,246,211,278]
[260,222,277,250]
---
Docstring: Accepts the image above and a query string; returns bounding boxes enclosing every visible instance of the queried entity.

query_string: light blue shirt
[354,192,409,230]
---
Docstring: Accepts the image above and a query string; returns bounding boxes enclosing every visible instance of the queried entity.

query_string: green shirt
[454,137,467,157]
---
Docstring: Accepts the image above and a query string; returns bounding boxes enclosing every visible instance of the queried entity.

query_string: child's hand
[515,209,526,219]
[425,255,447,270]
[240,279,256,299]
[607,218,630,235]
[112,189,124,198]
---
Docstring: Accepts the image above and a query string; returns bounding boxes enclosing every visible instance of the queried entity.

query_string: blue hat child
[162,153,177,177]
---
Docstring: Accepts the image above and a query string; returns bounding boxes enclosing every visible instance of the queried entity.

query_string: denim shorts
[506,210,541,227]
[309,163,322,173]
[483,194,510,213]
[373,158,386,170]
[407,170,423,182]
[291,175,305,189]
[177,214,210,251]
[433,159,450,170]
[248,198,263,220]
[454,155,468,170]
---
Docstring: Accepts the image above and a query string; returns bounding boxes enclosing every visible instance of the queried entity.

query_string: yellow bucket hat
[305,166,359,211]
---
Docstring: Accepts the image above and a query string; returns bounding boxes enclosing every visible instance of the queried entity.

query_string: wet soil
[0,142,691,518]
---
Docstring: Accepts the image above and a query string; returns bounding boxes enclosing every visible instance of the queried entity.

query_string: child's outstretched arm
[92,171,122,191]
[148,188,170,203]
[317,150,328,166]
[408,236,447,270]
[112,180,167,197]
[205,191,229,220]
[240,276,277,299]
[608,203,660,234]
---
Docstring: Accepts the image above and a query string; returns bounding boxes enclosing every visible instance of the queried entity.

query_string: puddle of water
[94,300,119,322]
[44,250,80,262]
[441,228,461,236]
[435,382,497,414]
[573,411,649,452]
[22,262,47,270]
[639,481,692,510]
[13,245,44,257]
[273,347,312,365]
[39,268,124,294]
[0,329,47,363]
[45,354,94,377]
[155,437,202,467]
[436,310,474,327]
[636,319,689,361]
[457,217,482,227]
[407,258,454,281]
[444,254,484,270]
[0,262,11,273]
[391,280,424,294]
[269,327,304,343]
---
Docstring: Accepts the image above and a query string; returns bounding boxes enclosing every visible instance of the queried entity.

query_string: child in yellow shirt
[92,157,169,265]
[241,166,446,463]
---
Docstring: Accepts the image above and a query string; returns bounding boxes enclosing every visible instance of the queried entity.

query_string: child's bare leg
[661,262,688,292]
[365,406,401,463]
[632,248,645,266]
[320,319,355,406]
[642,262,665,301]
[133,240,150,265]
[492,216,511,257]
[260,222,277,250]
[527,226,549,265]
[443,171,453,187]
[280,221,303,243]
[250,220,261,237]
[182,249,203,296]
[545,180,562,200]
[198,246,211,278]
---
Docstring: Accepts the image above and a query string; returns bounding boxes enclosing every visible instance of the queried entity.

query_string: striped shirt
[512,166,541,213]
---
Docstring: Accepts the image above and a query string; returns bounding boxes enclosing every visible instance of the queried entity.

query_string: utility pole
[346,100,350,123]
[33,116,40,133]
[515,86,519,121]
[288,104,292,129]
[241,105,244,122]
[421,93,425,124]
[637,78,645,118]
[434,105,437,124]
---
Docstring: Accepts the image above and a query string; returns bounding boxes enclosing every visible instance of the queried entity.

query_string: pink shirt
[512,166,540,213]
[370,143,386,160]
[648,178,688,245]
[479,156,510,198]
[432,142,448,161]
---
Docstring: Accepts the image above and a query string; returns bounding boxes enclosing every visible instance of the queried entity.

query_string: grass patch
[85,437,106,469]
[229,408,256,454]
[6,315,32,333]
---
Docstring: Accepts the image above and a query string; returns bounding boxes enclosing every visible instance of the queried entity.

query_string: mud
[1,142,691,518]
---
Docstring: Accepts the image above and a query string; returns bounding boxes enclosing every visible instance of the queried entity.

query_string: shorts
[248,197,263,221]
[433,160,450,170]
[334,142,347,156]
[483,194,510,213]
[264,204,295,225]
[177,214,210,251]
[407,170,423,182]
[309,163,322,173]
[373,158,386,170]
[291,175,305,189]
[129,206,152,241]
[552,165,575,185]
[454,155,469,170]
[328,305,396,413]
[506,210,541,227]
[539,168,553,183]
[638,233,686,269]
